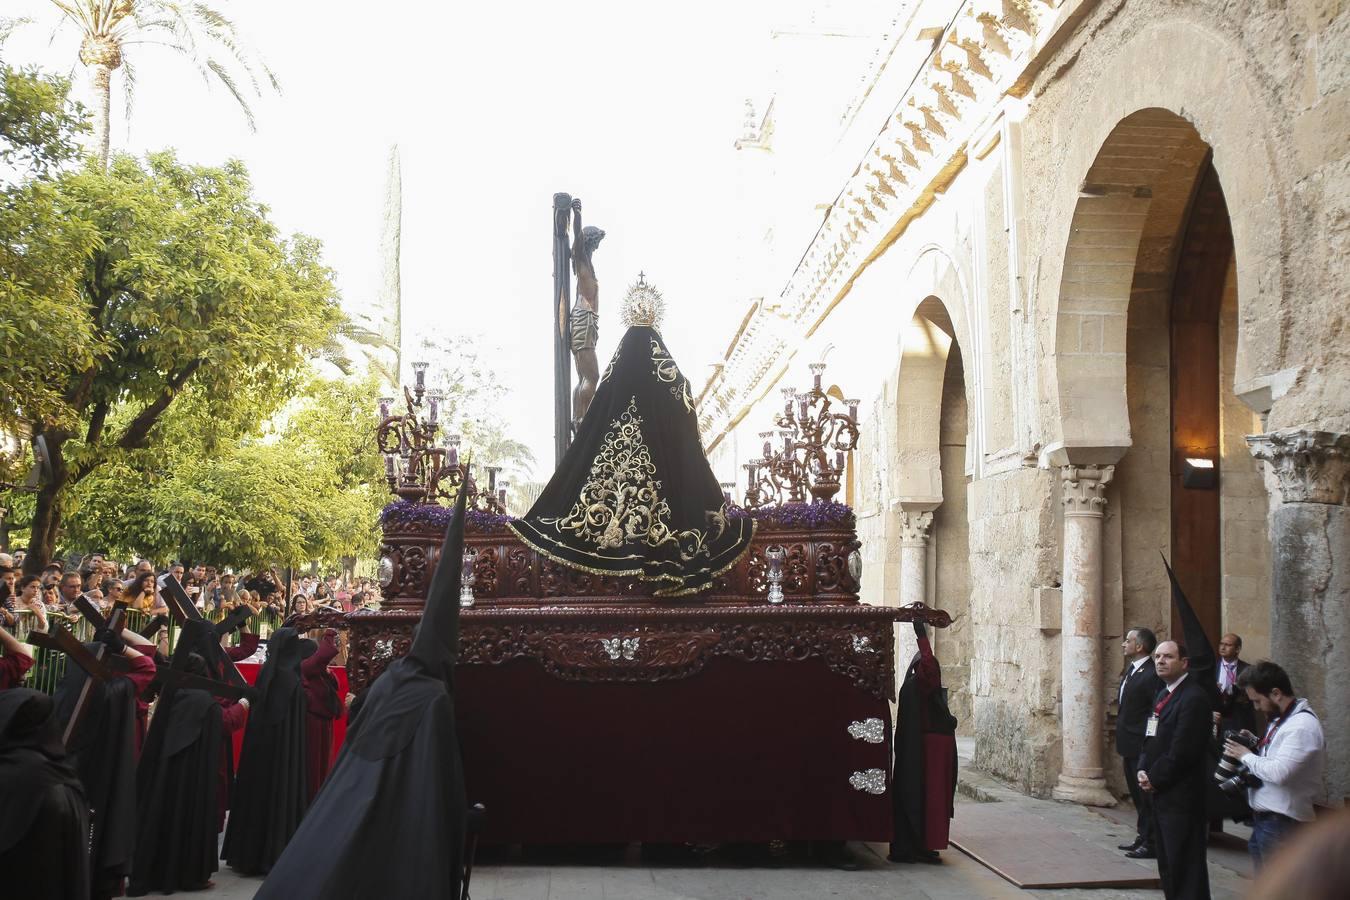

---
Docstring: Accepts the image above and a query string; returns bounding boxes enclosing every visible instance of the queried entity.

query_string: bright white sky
[4,0,820,477]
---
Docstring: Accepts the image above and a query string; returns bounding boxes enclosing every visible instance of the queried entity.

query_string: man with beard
[300,627,343,802]
[53,628,154,900]
[256,483,470,899]
[888,620,958,864]
[221,626,308,876]
[128,619,252,895]
[0,689,89,900]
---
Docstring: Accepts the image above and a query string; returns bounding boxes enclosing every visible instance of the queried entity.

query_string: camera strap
[1259,702,1313,751]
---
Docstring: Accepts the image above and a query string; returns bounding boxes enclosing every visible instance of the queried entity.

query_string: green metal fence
[6,604,287,695]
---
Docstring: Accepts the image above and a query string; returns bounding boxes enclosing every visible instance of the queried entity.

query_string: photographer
[1223,661,1326,870]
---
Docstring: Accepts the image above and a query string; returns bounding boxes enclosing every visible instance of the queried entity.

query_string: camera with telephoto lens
[1214,729,1262,795]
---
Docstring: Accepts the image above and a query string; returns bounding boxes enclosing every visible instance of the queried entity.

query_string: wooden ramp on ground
[950,803,1162,889]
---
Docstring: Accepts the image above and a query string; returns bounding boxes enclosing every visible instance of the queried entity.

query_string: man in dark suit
[1215,633,1254,734]
[1137,641,1212,900]
[1116,626,1164,858]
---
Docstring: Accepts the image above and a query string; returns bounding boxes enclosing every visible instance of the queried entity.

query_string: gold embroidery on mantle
[651,338,695,414]
[540,397,714,562]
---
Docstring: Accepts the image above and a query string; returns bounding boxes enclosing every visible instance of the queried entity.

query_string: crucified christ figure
[569,197,606,429]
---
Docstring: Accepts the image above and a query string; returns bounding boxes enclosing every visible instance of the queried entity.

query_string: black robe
[890,632,958,862]
[258,479,471,899]
[222,627,308,875]
[129,683,223,894]
[0,689,90,900]
[54,649,140,900]
[510,325,754,595]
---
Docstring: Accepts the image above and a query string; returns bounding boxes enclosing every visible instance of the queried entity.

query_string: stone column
[1053,465,1117,807]
[1248,430,1350,805]
[899,508,934,608]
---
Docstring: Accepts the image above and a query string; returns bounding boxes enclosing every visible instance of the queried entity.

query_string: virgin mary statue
[510,275,754,596]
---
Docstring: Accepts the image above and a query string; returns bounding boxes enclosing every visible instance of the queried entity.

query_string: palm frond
[204,59,256,131]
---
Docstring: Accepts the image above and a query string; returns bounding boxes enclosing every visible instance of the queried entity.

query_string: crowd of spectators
[0,549,382,641]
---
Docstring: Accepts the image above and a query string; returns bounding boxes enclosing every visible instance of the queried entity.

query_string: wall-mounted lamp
[1182,457,1218,490]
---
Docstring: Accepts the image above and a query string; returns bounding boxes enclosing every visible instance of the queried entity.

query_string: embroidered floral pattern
[651,338,695,414]
[541,398,718,561]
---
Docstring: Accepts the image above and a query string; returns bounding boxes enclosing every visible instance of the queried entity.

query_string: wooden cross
[157,576,250,688]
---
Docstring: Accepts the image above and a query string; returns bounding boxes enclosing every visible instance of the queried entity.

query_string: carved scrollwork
[402,546,428,598]
[473,546,500,596]
[506,546,533,595]
[331,604,941,700]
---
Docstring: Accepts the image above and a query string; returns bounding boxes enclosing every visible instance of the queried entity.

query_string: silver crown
[621,272,665,329]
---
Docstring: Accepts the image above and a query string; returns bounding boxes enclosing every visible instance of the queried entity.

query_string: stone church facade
[701,0,1348,807]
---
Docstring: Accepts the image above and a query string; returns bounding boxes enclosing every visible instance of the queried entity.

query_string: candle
[412,360,429,391]
[377,397,393,419]
[810,362,826,390]
[846,398,859,423]
[836,450,845,471]
[798,395,809,421]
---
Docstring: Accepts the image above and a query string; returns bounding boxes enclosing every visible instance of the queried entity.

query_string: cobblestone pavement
[209,742,1254,899]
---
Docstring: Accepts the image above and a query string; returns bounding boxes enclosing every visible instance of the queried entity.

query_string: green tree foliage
[0,58,97,451]
[0,104,342,569]
[62,376,384,569]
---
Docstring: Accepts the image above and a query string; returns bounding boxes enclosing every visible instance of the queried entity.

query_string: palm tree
[47,1,278,168]
[316,317,400,387]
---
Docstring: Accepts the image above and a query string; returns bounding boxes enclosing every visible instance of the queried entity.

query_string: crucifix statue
[569,198,606,430]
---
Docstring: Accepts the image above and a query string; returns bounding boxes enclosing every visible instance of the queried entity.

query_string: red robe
[0,650,33,690]
[215,632,259,830]
[126,654,157,755]
[301,633,342,802]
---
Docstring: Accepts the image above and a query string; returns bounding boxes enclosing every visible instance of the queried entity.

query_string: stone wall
[704,0,1347,800]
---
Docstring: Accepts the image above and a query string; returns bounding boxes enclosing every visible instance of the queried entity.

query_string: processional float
[291,197,951,845]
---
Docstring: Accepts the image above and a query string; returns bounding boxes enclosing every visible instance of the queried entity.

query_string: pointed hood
[1161,553,1218,701]
[408,472,470,686]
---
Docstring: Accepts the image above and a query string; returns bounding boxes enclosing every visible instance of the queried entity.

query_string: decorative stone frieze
[1247,430,1350,505]
[702,0,1077,447]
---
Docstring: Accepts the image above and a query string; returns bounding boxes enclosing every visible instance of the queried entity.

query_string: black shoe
[1117,838,1142,851]
[1125,846,1156,859]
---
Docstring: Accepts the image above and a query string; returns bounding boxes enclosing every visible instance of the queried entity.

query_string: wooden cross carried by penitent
[25,597,134,745]
[157,576,251,688]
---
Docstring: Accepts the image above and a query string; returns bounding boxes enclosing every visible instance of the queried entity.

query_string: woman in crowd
[100,580,123,612]
[124,572,158,614]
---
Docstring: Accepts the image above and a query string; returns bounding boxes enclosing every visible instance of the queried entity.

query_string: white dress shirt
[1244,699,1325,821]
[1119,656,1147,705]
[1218,659,1239,693]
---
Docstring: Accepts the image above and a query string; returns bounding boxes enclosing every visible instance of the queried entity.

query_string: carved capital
[1247,430,1350,505]
[899,509,934,546]
[1059,465,1114,517]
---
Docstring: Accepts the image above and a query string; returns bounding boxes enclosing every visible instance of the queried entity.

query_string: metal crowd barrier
[7,602,289,695]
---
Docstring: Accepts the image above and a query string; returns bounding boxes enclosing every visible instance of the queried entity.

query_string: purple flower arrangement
[726,500,855,530]
[380,499,516,534]
[381,498,856,535]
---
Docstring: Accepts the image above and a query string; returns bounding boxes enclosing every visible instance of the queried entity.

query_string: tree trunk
[91,63,112,170]
[23,431,68,575]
